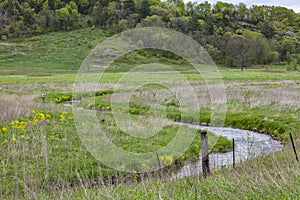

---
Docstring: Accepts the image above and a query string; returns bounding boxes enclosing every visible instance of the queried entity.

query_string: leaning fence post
[290,133,299,162]
[156,153,164,180]
[201,131,210,178]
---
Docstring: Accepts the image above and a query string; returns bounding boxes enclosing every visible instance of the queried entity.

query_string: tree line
[0,0,299,69]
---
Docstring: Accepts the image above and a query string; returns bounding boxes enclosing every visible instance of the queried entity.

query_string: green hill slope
[0,29,108,75]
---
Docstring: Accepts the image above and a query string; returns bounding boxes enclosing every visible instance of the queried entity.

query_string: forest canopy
[0,0,299,69]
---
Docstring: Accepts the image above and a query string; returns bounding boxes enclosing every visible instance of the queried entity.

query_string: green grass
[0,108,232,198]
[0,69,299,85]
[219,69,300,81]
[1,27,299,82]
[0,74,76,84]
[0,28,108,75]
[83,92,298,141]
[0,29,299,199]
[8,149,299,200]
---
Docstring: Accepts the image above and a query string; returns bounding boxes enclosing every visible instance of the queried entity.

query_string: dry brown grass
[190,80,300,108]
[106,79,300,110]
[0,94,36,123]
[0,82,72,94]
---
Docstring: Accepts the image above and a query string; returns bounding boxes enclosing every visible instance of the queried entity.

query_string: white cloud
[188,0,300,13]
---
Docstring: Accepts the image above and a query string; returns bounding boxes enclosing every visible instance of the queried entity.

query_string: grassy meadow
[0,29,299,199]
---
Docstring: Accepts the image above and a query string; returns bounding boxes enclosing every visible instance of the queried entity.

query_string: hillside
[0,0,300,70]
[0,29,109,75]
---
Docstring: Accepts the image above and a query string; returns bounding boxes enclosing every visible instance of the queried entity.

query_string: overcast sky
[190,0,300,13]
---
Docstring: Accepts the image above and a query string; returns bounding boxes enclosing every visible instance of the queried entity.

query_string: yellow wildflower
[36,113,45,120]
[160,155,173,166]
[213,168,219,174]
[164,156,173,165]
[10,120,26,131]
[59,116,65,121]
[1,127,8,133]
[49,135,55,140]
[10,120,19,126]
[39,113,45,119]
[18,121,27,131]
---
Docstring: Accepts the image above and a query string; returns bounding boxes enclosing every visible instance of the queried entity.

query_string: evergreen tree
[138,0,150,19]
[261,22,275,39]
[123,0,135,16]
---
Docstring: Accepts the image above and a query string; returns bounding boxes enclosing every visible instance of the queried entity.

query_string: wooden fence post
[156,153,164,180]
[201,131,210,178]
[290,133,299,162]
[233,138,236,168]
[42,93,46,102]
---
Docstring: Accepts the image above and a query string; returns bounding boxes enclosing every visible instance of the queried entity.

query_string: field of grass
[0,29,110,75]
[0,29,299,199]
[32,149,300,200]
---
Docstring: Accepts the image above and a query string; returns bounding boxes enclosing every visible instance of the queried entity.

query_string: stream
[64,101,284,178]
[173,124,284,179]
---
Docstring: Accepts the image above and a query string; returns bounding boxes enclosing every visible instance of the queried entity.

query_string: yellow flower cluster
[54,95,72,104]
[59,112,73,122]
[10,120,27,131]
[1,127,8,134]
[30,111,52,125]
[0,111,70,146]
[159,155,174,166]
[99,105,111,111]
[1,111,52,135]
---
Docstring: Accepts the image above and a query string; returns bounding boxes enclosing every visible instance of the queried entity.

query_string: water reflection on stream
[173,124,284,179]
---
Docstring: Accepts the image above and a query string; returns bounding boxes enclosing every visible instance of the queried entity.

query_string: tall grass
[14,148,299,200]
[0,95,34,123]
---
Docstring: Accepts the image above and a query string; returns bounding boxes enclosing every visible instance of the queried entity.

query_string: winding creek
[173,124,284,179]
[65,101,284,178]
